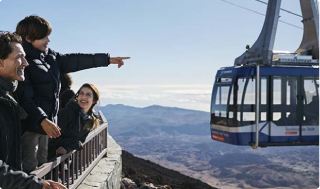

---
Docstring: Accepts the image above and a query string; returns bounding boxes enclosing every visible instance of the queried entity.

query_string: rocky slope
[121,150,216,189]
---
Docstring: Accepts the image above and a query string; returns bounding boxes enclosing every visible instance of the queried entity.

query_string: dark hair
[0,31,22,60]
[16,15,52,41]
[61,73,73,90]
[75,83,100,130]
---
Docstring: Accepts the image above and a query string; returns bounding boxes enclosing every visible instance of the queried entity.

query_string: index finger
[120,57,130,59]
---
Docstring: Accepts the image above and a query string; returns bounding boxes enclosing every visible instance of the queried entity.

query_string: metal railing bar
[69,148,108,189]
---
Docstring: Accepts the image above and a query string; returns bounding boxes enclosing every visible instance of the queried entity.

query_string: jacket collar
[0,75,17,95]
[22,39,47,60]
[66,100,91,120]
[66,100,82,112]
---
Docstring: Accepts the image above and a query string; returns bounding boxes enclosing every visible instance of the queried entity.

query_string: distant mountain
[100,104,319,189]
[101,104,209,136]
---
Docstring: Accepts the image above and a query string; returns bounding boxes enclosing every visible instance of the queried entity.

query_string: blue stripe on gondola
[216,66,319,78]
[211,128,318,145]
[259,122,269,133]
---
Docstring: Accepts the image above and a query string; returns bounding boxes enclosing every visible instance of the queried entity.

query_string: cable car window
[303,77,319,126]
[261,112,267,121]
[229,111,233,118]
[229,87,234,105]
[215,86,229,105]
[273,76,298,126]
[243,112,255,122]
[237,78,245,105]
[214,111,227,118]
[244,77,255,104]
[273,78,281,104]
[273,112,281,122]
[217,77,232,83]
[261,78,267,104]
[304,77,318,103]
[211,84,232,126]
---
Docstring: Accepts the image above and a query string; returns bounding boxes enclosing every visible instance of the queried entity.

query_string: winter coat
[59,87,75,109]
[48,101,93,158]
[0,93,43,189]
[17,40,110,134]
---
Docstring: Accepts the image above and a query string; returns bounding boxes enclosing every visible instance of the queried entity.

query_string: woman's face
[77,87,95,113]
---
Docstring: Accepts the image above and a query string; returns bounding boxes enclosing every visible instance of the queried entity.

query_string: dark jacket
[17,40,110,134]
[59,87,75,109]
[48,101,92,159]
[0,94,43,189]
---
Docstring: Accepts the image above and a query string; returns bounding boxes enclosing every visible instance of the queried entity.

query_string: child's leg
[37,135,49,167]
[21,131,40,173]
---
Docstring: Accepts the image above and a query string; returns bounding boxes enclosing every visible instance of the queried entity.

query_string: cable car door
[270,76,301,143]
[272,75,319,145]
[301,76,319,143]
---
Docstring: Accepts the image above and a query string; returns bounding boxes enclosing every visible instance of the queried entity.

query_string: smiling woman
[48,83,101,158]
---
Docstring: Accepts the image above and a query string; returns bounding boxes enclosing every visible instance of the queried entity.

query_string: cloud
[72,84,212,112]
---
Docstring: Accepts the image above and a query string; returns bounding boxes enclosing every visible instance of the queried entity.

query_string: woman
[48,83,100,158]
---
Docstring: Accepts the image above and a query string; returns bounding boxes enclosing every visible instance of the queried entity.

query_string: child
[15,15,129,173]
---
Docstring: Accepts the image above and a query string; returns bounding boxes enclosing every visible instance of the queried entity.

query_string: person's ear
[25,36,32,43]
[0,59,4,67]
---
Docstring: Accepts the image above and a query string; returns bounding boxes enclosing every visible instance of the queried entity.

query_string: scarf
[0,76,28,120]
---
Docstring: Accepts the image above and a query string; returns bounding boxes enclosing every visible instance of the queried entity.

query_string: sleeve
[18,69,47,129]
[56,109,82,152]
[57,52,110,74]
[0,160,44,189]
[60,138,82,152]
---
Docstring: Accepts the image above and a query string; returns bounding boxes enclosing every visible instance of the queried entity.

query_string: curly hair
[0,31,22,60]
[16,15,52,41]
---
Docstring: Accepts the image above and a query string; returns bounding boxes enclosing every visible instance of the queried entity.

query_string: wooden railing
[31,111,108,189]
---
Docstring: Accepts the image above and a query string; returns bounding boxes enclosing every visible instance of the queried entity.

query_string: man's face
[31,35,50,52]
[0,42,29,81]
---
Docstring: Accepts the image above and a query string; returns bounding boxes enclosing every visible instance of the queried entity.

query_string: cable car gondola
[210,0,319,148]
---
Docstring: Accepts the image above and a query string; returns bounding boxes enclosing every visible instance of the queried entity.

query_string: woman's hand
[56,147,67,155]
[110,57,130,68]
[42,180,67,189]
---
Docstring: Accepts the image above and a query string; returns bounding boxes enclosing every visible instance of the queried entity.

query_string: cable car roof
[216,66,319,78]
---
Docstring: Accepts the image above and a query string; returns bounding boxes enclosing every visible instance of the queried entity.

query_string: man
[0,31,66,189]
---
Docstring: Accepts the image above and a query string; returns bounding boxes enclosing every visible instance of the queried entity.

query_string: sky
[0,0,307,112]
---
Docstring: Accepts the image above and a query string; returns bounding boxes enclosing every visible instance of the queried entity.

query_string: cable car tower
[210,0,319,148]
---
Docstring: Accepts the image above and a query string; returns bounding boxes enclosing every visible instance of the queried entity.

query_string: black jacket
[59,87,75,109]
[0,96,43,189]
[48,101,92,158]
[17,40,110,134]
